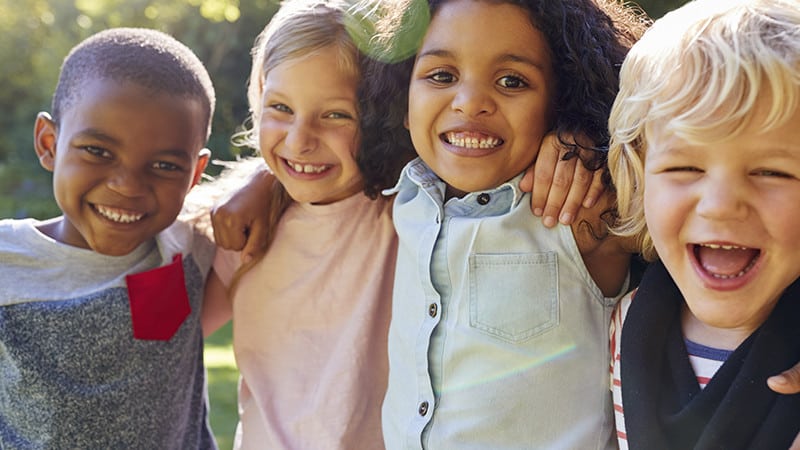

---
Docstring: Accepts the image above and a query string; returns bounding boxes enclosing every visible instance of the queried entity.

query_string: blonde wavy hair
[608,0,800,261]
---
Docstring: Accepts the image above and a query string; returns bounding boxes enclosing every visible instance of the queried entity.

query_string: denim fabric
[382,159,620,450]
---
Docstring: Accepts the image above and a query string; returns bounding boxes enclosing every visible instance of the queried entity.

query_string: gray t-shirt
[0,218,216,449]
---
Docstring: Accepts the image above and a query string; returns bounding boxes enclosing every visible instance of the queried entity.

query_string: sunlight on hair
[345,0,429,62]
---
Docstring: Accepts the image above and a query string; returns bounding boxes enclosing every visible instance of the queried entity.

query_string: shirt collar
[384,158,527,217]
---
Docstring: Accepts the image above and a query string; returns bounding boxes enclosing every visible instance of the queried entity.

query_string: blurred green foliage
[0,0,685,220]
[0,0,278,219]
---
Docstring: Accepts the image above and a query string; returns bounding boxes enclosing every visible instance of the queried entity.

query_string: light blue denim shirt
[382,158,623,450]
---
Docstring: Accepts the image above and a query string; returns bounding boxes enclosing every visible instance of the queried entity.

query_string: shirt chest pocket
[468,252,558,343]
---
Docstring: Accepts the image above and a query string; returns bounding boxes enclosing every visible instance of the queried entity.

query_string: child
[608,0,800,448]
[372,0,646,448]
[200,1,416,448]
[0,28,217,449]
[202,0,602,447]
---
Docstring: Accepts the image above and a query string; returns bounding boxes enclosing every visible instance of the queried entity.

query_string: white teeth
[288,160,328,174]
[701,243,746,250]
[95,205,144,224]
[445,132,501,149]
[710,259,757,279]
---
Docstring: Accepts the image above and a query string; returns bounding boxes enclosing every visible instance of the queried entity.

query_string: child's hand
[211,165,275,263]
[519,133,605,228]
[767,362,800,395]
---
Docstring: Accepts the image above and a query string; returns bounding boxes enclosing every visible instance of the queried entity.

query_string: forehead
[59,78,207,152]
[263,46,359,96]
[420,0,550,67]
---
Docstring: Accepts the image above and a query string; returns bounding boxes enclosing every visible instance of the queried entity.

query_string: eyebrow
[73,128,195,161]
[417,48,549,72]
[73,128,121,146]
[262,88,358,105]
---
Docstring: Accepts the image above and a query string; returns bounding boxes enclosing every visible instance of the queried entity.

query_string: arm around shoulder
[201,269,232,338]
[571,190,634,297]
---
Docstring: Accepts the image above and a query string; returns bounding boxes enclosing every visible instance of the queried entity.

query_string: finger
[767,362,800,395]
[556,163,594,225]
[519,165,534,194]
[240,220,268,264]
[529,135,561,217]
[583,168,606,208]
[539,155,576,228]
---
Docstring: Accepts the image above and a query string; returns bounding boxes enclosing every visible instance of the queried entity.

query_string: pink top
[214,194,396,450]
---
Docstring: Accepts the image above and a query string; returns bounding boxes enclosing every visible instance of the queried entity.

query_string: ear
[34,112,58,172]
[190,148,211,187]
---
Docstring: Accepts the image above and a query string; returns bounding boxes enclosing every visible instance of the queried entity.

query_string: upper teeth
[445,132,501,149]
[288,160,328,174]
[96,205,144,223]
[701,244,746,250]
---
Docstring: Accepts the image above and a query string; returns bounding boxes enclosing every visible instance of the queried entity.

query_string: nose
[696,177,748,221]
[284,117,319,155]
[107,165,146,197]
[451,80,496,117]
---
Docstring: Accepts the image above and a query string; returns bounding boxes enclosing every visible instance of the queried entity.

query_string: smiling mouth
[94,204,145,224]
[442,132,503,149]
[283,158,331,174]
[693,243,760,279]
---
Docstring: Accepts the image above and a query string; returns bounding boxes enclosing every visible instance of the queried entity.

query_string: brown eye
[428,71,455,84]
[497,75,527,89]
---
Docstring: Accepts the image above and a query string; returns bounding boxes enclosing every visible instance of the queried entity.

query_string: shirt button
[428,303,438,318]
[477,193,490,205]
[418,401,429,416]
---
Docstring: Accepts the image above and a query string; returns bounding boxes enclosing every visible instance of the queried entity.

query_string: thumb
[241,221,268,264]
[767,362,800,394]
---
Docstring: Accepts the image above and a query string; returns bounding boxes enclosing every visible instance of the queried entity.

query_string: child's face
[644,102,800,339]
[407,0,556,197]
[259,45,363,204]
[34,78,209,256]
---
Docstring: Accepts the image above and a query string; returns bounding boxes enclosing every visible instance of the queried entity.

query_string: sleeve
[212,247,242,288]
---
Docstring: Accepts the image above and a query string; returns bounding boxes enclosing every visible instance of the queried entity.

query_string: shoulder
[158,220,216,276]
[0,218,49,255]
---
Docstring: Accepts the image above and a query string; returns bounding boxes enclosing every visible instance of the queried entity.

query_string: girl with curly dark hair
[373,0,647,448]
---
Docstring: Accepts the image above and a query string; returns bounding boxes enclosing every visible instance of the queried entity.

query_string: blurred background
[0,0,686,448]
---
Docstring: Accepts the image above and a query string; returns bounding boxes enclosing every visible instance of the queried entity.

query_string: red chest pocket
[126,254,191,341]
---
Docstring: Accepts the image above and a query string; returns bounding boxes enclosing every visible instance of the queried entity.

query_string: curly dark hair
[357,0,649,194]
[357,54,417,198]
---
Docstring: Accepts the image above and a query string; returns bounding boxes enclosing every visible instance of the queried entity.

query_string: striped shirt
[609,290,731,449]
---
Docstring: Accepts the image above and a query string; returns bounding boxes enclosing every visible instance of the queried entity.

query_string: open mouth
[693,243,760,279]
[442,131,504,149]
[283,158,331,174]
[93,204,145,224]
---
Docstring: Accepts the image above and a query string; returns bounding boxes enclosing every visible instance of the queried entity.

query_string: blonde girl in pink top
[201,1,415,448]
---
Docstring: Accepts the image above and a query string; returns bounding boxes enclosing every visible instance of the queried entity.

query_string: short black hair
[52,27,216,140]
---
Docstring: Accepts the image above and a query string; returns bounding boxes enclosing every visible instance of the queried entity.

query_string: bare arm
[201,269,232,338]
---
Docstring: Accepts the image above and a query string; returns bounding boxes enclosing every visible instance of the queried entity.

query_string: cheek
[406,87,430,141]
[258,119,283,148]
[644,183,683,253]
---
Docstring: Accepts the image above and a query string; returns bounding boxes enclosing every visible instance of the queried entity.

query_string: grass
[204,321,239,450]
